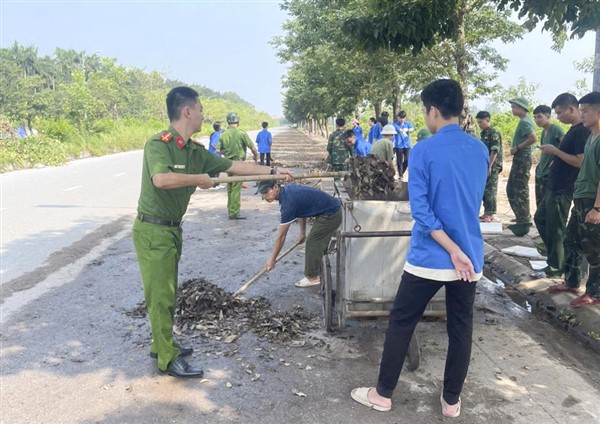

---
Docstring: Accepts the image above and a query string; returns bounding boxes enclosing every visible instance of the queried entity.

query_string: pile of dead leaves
[349,156,399,200]
[128,278,318,344]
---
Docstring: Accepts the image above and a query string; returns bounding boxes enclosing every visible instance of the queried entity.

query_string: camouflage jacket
[480,126,503,171]
[327,129,352,166]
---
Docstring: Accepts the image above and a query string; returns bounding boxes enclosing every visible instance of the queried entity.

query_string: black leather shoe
[165,357,204,378]
[228,215,247,220]
[150,345,193,359]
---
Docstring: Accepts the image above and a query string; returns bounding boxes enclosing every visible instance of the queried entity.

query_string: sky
[0,0,596,116]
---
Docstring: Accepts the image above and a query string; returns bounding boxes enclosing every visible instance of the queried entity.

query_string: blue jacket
[394,121,414,148]
[209,130,224,155]
[352,126,364,140]
[369,124,382,144]
[354,137,371,157]
[256,129,272,153]
[405,124,488,281]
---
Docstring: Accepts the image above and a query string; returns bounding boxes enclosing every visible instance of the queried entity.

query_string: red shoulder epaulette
[159,131,173,143]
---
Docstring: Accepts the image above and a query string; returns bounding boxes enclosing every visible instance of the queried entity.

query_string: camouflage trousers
[534,175,548,208]
[564,198,600,298]
[533,190,572,270]
[482,167,500,215]
[506,151,532,223]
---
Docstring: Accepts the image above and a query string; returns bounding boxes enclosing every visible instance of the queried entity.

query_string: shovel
[234,240,303,296]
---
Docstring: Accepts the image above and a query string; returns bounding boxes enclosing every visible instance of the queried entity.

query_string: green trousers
[506,151,532,223]
[132,219,182,371]
[227,181,242,218]
[533,190,572,270]
[564,199,600,298]
[482,167,500,215]
[534,175,549,208]
[305,209,342,278]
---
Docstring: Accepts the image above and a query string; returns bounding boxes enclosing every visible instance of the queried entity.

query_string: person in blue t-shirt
[209,122,224,156]
[256,121,273,166]
[257,181,342,288]
[351,79,488,418]
[393,111,415,178]
[343,129,371,157]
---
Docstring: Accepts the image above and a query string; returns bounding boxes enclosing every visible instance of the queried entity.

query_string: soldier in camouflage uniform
[506,97,538,236]
[327,117,352,171]
[476,111,503,222]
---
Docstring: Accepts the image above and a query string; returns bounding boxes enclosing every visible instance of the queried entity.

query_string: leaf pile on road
[128,278,319,344]
[349,156,399,200]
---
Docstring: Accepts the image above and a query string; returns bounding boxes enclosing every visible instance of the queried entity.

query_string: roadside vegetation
[0,43,274,172]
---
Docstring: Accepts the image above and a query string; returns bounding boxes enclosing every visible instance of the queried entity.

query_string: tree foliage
[276,0,524,124]
[0,42,272,134]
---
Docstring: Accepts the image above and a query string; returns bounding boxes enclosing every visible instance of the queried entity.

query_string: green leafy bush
[0,134,67,170]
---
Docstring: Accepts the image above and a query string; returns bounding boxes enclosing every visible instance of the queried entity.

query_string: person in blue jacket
[393,111,415,178]
[256,121,273,166]
[209,122,224,156]
[367,117,377,144]
[351,79,488,418]
[351,119,364,140]
[342,129,371,157]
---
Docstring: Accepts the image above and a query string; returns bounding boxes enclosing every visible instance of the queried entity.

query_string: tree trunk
[455,0,469,124]
[392,88,402,119]
[373,100,383,118]
[594,29,600,92]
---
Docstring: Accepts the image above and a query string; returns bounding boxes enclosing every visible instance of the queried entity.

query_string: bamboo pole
[211,171,348,184]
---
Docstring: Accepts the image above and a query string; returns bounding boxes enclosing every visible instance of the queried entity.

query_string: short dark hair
[213,121,221,131]
[579,91,600,105]
[420,79,464,119]
[262,121,268,128]
[398,111,407,119]
[378,117,388,126]
[166,86,199,121]
[369,117,377,123]
[475,111,490,120]
[335,117,346,127]
[381,111,389,118]
[551,93,578,109]
[533,105,552,115]
[342,129,355,140]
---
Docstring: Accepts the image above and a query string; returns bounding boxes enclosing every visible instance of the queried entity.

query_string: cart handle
[339,230,412,238]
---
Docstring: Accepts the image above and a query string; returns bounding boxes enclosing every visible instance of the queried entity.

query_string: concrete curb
[483,241,600,355]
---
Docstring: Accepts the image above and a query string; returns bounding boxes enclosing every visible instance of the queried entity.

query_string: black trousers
[259,152,271,166]
[394,147,410,177]
[376,272,477,405]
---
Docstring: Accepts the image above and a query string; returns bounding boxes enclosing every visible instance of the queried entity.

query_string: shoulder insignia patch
[176,136,185,149]
[159,131,173,143]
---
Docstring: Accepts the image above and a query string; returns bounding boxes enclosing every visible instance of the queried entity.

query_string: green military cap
[226,112,240,124]
[416,128,431,141]
[508,97,530,112]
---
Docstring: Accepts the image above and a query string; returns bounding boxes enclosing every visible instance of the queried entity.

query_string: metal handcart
[320,195,447,371]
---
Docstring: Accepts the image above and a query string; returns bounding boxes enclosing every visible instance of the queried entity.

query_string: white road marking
[113,173,125,177]
[63,185,83,192]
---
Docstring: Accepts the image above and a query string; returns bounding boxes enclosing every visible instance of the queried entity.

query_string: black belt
[137,213,182,227]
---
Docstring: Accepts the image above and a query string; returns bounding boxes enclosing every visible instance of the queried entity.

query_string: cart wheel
[405,333,420,371]
[321,255,335,332]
